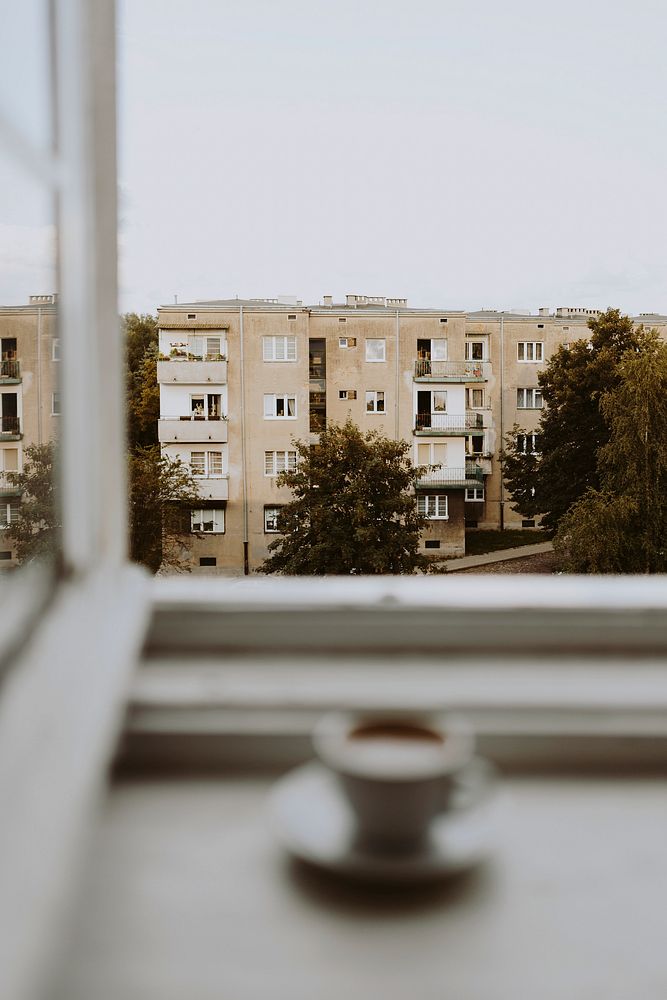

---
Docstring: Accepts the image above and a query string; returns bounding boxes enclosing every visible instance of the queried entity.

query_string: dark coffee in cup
[313,712,474,852]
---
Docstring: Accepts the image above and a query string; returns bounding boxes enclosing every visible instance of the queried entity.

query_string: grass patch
[464,529,551,556]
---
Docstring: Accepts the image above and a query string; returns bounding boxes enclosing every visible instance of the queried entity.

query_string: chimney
[323,295,333,307]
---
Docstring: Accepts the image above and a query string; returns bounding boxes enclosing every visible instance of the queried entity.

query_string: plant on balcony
[261,418,430,575]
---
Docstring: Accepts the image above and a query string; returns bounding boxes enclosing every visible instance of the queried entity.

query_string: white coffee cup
[313,710,475,852]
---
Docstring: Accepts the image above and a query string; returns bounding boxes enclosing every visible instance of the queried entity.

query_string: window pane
[287,397,296,417]
[264,395,274,417]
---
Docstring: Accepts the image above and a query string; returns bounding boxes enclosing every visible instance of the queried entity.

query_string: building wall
[157,299,667,574]
[0,298,59,566]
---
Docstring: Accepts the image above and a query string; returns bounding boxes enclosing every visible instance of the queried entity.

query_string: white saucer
[269,758,500,884]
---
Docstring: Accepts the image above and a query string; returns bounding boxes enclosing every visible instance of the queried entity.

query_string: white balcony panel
[194,476,229,501]
[158,419,228,443]
[157,360,227,385]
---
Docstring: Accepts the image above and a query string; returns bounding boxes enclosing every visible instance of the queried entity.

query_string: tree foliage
[503,309,644,531]
[125,313,159,450]
[129,446,200,573]
[261,419,429,575]
[4,443,60,565]
[554,331,667,573]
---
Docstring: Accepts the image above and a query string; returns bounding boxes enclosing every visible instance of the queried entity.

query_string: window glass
[365,339,386,362]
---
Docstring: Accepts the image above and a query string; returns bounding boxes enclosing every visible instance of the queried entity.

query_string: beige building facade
[0,295,60,566]
[157,296,667,575]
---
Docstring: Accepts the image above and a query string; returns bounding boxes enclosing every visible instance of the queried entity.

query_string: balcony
[158,416,228,444]
[0,361,21,383]
[0,417,21,440]
[0,472,20,496]
[415,463,485,489]
[193,475,229,502]
[414,412,484,434]
[414,360,489,382]
[157,359,227,385]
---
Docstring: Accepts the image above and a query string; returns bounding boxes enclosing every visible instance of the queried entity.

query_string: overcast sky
[3,1,667,316]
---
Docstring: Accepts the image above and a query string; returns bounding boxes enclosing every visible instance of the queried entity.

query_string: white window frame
[190,508,225,534]
[365,339,386,362]
[517,388,543,409]
[0,498,19,528]
[263,394,297,419]
[262,335,297,362]
[365,390,385,413]
[516,433,540,455]
[190,451,224,477]
[338,336,357,349]
[465,487,485,501]
[465,340,486,362]
[52,338,61,362]
[518,342,544,363]
[264,450,297,476]
[467,387,484,408]
[264,506,283,533]
[51,391,61,416]
[418,493,448,519]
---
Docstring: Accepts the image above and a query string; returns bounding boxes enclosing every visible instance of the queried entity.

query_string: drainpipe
[499,313,505,531]
[239,303,249,574]
[394,309,400,440]
[37,306,43,445]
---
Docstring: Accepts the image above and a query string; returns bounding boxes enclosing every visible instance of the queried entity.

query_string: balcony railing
[414,360,489,379]
[0,472,20,495]
[0,361,20,379]
[160,414,227,422]
[0,417,21,436]
[159,353,227,362]
[416,464,485,488]
[414,412,483,432]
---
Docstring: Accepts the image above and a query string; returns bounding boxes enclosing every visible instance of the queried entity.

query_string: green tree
[503,308,644,531]
[4,443,60,565]
[129,446,201,573]
[261,419,429,575]
[124,312,159,449]
[555,330,667,573]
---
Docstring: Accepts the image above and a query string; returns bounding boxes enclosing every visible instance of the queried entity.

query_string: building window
[264,394,296,418]
[365,339,386,362]
[287,314,297,321]
[187,313,197,319]
[339,390,357,400]
[516,433,540,454]
[264,506,283,533]
[424,539,441,549]
[432,391,447,412]
[439,317,448,323]
[417,494,448,519]
[465,435,484,456]
[190,451,223,477]
[52,391,61,415]
[365,390,385,413]
[517,388,543,409]
[263,335,297,362]
[465,487,485,501]
[0,499,19,528]
[518,342,544,362]
[199,556,217,567]
[264,450,297,476]
[191,508,225,533]
[417,442,447,467]
[465,341,486,362]
[338,317,347,324]
[522,519,536,528]
[338,336,356,348]
[466,388,484,408]
[189,392,222,419]
[0,550,11,560]
[52,338,60,361]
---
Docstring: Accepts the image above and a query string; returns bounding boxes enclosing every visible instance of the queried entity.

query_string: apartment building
[157,296,667,575]
[0,294,59,566]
